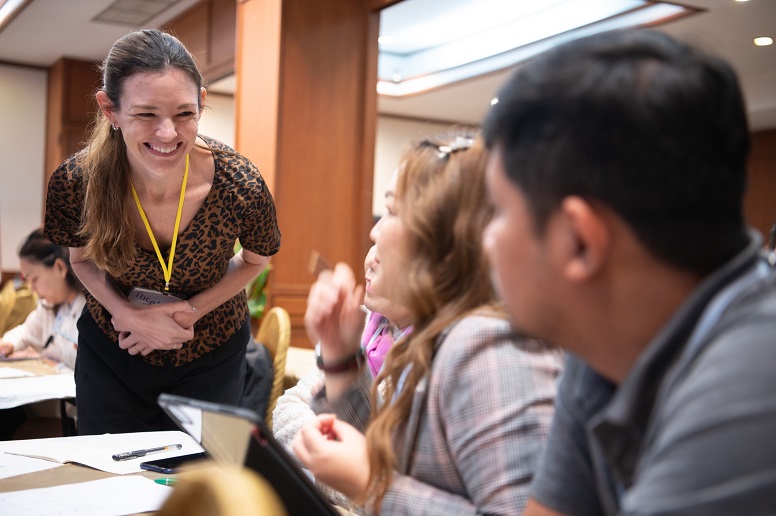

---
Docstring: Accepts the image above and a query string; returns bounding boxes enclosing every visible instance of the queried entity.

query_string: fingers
[331,263,357,293]
[305,263,365,342]
[118,331,138,350]
[317,414,339,441]
[292,415,369,499]
[120,330,184,356]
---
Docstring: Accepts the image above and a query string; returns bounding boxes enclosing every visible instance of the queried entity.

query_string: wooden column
[235,0,379,347]
[744,128,776,239]
[44,58,100,191]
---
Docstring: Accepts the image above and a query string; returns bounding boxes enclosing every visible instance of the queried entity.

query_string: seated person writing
[0,229,85,369]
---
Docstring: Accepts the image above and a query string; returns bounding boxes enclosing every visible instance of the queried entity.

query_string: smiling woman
[43,29,281,435]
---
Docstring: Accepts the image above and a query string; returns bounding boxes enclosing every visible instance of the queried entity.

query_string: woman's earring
[112,124,119,131]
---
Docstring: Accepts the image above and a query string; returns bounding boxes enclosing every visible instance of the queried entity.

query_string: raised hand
[305,263,365,363]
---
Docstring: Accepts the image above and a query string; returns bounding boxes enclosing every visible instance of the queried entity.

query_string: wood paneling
[167,2,209,69]
[207,0,237,81]
[166,0,236,83]
[44,58,100,191]
[369,0,402,10]
[744,129,776,241]
[236,0,378,348]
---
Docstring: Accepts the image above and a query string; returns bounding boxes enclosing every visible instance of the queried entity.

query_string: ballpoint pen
[112,443,182,461]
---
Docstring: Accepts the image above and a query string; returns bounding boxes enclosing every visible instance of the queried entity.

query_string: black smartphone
[139,452,207,474]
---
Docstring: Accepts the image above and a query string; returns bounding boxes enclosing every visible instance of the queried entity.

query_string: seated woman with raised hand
[294,130,563,514]
[273,242,412,509]
[0,229,85,369]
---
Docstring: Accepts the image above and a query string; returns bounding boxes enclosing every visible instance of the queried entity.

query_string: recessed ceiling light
[754,37,773,46]
[734,0,750,3]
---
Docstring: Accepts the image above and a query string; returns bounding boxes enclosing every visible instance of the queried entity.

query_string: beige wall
[373,115,464,216]
[0,64,47,271]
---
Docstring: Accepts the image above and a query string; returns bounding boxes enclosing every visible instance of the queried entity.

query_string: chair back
[0,279,37,335]
[256,306,291,429]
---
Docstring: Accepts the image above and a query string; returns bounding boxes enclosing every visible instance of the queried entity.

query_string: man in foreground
[482,28,776,515]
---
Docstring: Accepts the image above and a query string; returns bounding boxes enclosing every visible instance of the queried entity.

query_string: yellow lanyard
[130,154,189,292]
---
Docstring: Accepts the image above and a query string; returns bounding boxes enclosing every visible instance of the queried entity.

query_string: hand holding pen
[112,443,182,461]
[0,342,13,359]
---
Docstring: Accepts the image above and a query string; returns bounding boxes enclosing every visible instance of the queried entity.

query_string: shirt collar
[591,230,765,486]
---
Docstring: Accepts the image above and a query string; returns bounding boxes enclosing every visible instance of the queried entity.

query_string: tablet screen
[158,393,339,515]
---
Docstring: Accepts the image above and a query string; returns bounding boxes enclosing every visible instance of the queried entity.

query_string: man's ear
[557,196,610,282]
[95,91,117,127]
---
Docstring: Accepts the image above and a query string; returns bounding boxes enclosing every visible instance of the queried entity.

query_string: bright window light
[0,0,28,31]
[377,0,700,98]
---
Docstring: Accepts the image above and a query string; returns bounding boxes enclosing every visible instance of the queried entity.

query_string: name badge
[128,287,186,307]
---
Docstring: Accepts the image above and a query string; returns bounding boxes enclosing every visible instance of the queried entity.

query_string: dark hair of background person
[483,28,750,275]
[19,228,82,292]
[78,29,205,277]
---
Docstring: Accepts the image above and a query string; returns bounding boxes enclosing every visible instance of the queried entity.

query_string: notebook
[157,393,340,515]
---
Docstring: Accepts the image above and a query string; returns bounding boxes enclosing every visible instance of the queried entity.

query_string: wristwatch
[315,343,365,373]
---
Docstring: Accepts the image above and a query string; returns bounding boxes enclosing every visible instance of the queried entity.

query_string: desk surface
[0,463,167,493]
[0,357,75,410]
[0,356,61,376]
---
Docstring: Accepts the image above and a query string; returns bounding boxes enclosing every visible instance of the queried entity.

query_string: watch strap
[315,343,365,373]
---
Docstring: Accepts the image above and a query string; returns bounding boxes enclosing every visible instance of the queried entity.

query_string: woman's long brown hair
[78,29,204,276]
[361,129,498,509]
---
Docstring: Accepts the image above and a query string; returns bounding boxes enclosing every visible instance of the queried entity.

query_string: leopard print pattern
[44,136,281,366]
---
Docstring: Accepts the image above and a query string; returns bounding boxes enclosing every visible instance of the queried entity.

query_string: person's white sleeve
[272,368,326,455]
[2,303,48,353]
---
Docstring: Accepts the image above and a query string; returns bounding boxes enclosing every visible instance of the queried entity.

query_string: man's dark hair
[483,29,750,274]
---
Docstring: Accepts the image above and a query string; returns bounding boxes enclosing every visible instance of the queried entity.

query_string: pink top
[362,311,412,376]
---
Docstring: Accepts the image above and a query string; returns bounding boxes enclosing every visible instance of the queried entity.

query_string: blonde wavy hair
[362,129,500,509]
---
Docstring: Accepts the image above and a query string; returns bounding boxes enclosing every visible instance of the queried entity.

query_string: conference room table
[0,430,205,515]
[0,458,198,515]
[0,354,75,408]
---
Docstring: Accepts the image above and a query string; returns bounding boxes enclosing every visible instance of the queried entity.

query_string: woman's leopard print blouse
[44,136,281,366]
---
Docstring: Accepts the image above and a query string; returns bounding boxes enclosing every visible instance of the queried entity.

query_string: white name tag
[128,287,186,307]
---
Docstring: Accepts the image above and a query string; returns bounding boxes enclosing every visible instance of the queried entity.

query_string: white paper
[0,431,204,475]
[0,371,75,409]
[0,367,34,379]
[0,475,173,516]
[0,452,63,480]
